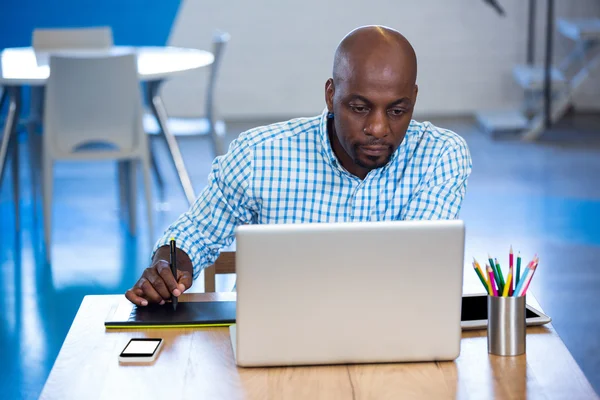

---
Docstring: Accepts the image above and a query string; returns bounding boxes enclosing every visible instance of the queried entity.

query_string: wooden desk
[40,291,598,400]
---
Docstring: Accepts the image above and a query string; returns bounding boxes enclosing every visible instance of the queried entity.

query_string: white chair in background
[28,26,116,224]
[29,26,115,125]
[32,26,113,54]
[30,26,114,121]
[29,26,114,130]
[42,53,153,262]
[144,31,231,156]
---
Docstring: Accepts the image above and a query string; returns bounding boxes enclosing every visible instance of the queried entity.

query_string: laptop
[230,219,466,367]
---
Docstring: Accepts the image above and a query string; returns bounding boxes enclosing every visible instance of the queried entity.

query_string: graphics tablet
[105,300,236,329]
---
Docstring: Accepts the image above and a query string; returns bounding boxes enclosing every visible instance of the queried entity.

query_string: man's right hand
[125,245,194,306]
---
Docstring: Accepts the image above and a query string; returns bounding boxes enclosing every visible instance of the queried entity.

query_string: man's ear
[325,78,335,112]
[413,84,419,104]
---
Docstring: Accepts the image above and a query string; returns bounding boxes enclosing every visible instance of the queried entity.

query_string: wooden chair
[204,251,236,292]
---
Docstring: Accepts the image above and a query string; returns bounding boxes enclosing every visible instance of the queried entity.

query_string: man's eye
[350,105,368,113]
[389,109,405,116]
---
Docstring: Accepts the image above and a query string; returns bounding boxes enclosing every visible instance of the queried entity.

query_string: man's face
[326,64,417,172]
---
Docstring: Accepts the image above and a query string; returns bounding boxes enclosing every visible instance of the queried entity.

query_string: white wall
[160,0,600,120]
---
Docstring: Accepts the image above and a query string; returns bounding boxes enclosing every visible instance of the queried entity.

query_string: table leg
[117,160,128,226]
[28,86,44,227]
[127,160,138,235]
[0,86,22,237]
[145,80,196,206]
[149,144,166,204]
[0,86,7,188]
[12,131,20,233]
[1,86,22,190]
[0,87,7,114]
[116,159,139,234]
[543,0,554,130]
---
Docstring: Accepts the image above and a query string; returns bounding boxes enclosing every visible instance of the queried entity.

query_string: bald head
[332,26,417,86]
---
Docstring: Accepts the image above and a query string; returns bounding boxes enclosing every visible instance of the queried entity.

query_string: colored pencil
[473,262,490,294]
[506,244,515,292]
[503,266,513,297]
[513,263,531,296]
[473,257,489,286]
[515,251,522,288]
[488,254,501,292]
[517,259,539,297]
[487,254,495,268]
[520,264,538,296]
[513,258,537,296]
[495,258,506,294]
[508,264,515,296]
[516,264,535,297]
[487,264,498,296]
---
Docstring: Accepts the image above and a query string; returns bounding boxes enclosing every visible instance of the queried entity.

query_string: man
[125,25,472,306]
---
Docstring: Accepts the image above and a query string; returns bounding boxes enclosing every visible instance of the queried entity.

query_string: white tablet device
[460,293,552,330]
[118,338,163,363]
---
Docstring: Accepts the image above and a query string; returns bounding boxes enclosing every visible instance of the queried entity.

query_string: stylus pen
[170,238,178,311]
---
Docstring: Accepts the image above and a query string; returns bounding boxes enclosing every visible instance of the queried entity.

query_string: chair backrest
[204,31,231,121]
[33,27,114,67]
[204,251,236,292]
[43,52,145,157]
[32,26,113,51]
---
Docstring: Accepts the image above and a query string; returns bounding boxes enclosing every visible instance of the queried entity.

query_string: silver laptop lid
[234,220,465,366]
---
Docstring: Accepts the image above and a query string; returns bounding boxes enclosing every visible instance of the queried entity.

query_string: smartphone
[119,338,163,363]
[460,294,552,330]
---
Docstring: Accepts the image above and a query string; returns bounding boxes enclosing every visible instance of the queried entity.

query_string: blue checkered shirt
[155,110,472,278]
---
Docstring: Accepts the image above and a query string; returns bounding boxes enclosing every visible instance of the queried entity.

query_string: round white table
[0,46,213,216]
[0,46,214,85]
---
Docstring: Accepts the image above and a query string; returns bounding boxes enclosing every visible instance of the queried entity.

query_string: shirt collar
[318,108,341,170]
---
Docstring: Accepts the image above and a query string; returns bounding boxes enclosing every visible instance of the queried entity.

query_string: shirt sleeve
[152,140,257,280]
[401,138,472,220]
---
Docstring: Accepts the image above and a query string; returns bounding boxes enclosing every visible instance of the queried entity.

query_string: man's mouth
[360,145,389,156]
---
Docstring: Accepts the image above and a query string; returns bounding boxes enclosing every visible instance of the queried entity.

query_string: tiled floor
[1,113,599,399]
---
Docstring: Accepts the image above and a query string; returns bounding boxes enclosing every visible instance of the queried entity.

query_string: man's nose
[364,110,391,139]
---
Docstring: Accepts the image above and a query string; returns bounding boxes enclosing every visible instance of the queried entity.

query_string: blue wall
[0,0,181,49]
[0,0,181,116]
